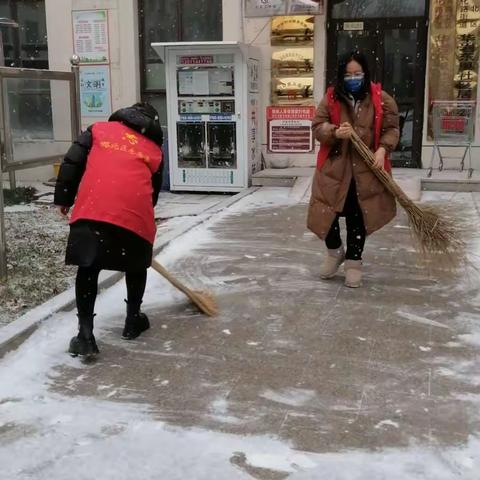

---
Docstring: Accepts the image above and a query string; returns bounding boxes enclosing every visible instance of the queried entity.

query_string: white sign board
[287,0,324,14]
[343,21,364,31]
[245,0,323,17]
[73,10,109,64]
[245,0,286,17]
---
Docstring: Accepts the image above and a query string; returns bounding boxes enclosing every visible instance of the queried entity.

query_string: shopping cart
[428,100,476,178]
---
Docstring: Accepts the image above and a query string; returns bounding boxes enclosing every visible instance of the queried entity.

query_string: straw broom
[350,131,462,256]
[151,259,218,317]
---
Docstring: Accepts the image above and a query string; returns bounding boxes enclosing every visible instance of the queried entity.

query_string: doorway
[326,1,430,168]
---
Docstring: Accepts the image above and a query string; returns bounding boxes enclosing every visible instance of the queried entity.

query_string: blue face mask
[344,77,364,94]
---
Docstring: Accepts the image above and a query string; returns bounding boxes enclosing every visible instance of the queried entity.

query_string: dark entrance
[327,0,430,168]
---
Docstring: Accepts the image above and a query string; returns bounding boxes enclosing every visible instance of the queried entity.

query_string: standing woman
[307,51,400,287]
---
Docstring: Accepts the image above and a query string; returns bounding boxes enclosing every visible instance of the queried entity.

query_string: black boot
[68,315,100,356]
[122,300,150,340]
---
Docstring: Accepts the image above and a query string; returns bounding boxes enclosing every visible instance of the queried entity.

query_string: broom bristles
[350,132,463,258]
[185,290,219,317]
[151,259,218,317]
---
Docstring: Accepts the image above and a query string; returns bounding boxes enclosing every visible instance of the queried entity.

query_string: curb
[0,187,259,358]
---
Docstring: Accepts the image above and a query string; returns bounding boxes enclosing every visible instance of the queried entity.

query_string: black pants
[76,267,147,317]
[325,183,366,260]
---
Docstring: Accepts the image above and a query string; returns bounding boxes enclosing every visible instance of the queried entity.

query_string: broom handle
[150,259,192,297]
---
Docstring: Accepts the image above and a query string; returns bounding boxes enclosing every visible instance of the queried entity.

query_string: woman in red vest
[54,103,163,356]
[307,52,400,287]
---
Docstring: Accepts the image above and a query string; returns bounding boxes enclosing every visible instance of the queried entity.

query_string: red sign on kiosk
[267,106,315,153]
[180,55,214,65]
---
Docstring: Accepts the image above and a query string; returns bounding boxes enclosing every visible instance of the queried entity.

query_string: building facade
[7,0,480,180]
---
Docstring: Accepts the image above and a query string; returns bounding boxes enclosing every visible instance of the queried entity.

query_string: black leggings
[325,183,366,261]
[75,267,147,317]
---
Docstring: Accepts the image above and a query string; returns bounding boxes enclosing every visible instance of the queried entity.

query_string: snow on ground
[0,188,480,478]
[0,205,76,326]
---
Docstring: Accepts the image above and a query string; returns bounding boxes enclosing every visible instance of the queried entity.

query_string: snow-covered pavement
[0,188,479,479]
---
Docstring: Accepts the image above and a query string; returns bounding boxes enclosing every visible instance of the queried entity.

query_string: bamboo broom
[350,131,463,256]
[151,259,218,317]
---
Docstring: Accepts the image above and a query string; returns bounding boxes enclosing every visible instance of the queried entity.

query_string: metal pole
[0,148,6,282]
[70,55,81,137]
[8,170,15,189]
[0,67,6,282]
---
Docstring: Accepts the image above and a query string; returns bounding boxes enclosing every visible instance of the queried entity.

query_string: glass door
[326,5,429,167]
[336,30,380,82]
[383,28,420,166]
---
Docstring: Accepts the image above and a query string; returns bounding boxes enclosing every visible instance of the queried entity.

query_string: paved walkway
[0,188,479,479]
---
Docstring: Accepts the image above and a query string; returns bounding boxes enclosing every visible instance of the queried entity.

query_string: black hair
[334,51,371,102]
[108,102,163,146]
[132,102,159,121]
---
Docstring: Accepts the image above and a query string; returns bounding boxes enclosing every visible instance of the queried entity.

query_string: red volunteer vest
[316,82,391,173]
[70,122,163,244]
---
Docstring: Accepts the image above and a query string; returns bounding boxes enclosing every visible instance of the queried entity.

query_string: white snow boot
[320,246,345,279]
[344,260,362,288]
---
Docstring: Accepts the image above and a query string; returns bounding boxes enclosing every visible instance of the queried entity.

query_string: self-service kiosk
[151,42,261,192]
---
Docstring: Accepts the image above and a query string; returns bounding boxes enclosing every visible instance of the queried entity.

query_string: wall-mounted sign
[73,10,109,64]
[272,77,314,105]
[267,106,315,153]
[454,0,480,101]
[248,58,260,93]
[80,65,112,117]
[271,15,315,46]
[272,47,314,76]
[343,21,364,31]
[245,0,285,17]
[287,0,324,15]
[245,0,323,17]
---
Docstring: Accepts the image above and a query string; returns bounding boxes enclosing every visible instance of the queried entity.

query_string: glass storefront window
[140,0,222,92]
[331,0,426,19]
[427,0,480,139]
[0,0,48,69]
[181,0,223,42]
[139,0,223,132]
[0,1,50,140]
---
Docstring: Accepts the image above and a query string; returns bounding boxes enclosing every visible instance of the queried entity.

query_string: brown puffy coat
[307,91,400,240]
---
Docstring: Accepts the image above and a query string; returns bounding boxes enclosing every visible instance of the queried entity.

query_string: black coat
[54,104,164,272]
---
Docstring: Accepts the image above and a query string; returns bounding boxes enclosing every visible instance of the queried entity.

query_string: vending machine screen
[177,122,206,168]
[207,122,237,169]
[177,67,235,97]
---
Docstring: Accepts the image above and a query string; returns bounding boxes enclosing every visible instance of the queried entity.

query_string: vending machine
[151,42,261,192]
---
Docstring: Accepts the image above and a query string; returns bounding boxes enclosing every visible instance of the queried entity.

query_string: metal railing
[0,56,81,281]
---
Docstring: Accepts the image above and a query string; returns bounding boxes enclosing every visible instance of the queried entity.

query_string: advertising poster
[267,106,315,153]
[73,10,109,64]
[80,65,112,117]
